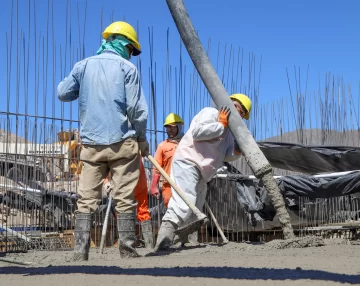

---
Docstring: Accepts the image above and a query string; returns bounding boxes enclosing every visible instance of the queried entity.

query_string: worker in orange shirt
[104,157,153,249]
[150,113,184,207]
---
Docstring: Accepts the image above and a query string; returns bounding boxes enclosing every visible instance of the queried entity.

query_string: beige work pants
[77,138,140,214]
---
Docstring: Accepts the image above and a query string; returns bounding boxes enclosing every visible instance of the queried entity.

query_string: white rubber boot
[154,221,177,251]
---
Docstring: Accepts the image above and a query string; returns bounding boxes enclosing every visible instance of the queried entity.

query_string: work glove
[234,140,241,155]
[102,176,112,195]
[218,106,231,128]
[138,140,149,157]
[150,173,161,199]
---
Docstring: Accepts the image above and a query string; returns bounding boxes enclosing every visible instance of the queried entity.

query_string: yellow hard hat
[102,21,141,56]
[229,93,252,120]
[164,113,184,126]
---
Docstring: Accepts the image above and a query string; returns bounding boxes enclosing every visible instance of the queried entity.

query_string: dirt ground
[1,239,360,286]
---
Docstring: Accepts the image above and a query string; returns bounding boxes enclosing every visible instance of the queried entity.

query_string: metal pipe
[0,257,33,266]
[214,170,360,180]
[0,225,32,242]
[165,0,295,239]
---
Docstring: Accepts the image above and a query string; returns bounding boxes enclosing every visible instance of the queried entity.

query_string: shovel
[146,155,208,235]
[99,195,113,254]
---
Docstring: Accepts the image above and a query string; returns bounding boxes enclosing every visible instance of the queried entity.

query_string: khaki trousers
[77,138,140,214]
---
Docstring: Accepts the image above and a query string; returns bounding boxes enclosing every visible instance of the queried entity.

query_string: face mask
[97,35,133,60]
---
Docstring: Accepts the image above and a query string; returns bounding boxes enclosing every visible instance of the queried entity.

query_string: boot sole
[73,252,89,261]
[120,244,141,258]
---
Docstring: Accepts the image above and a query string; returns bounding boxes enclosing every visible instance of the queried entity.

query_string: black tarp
[211,171,360,226]
[258,142,360,174]
[279,172,360,198]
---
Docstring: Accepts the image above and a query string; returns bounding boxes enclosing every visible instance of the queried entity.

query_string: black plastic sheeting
[279,172,360,198]
[221,171,360,223]
[258,142,360,174]
[230,176,276,222]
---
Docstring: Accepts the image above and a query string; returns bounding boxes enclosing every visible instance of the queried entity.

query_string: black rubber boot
[173,232,188,246]
[154,221,177,251]
[173,230,199,246]
[141,220,154,249]
[117,212,140,258]
[73,213,92,261]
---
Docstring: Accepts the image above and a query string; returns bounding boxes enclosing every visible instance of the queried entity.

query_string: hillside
[262,128,360,147]
[0,129,32,143]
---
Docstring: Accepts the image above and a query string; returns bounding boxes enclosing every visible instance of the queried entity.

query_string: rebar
[1,0,360,252]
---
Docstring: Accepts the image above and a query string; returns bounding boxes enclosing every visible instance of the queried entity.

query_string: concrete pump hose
[165,0,295,239]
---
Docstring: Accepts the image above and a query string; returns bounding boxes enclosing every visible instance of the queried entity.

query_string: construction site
[1,0,360,285]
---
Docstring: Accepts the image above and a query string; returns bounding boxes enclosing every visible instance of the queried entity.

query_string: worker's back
[174,107,234,181]
[58,50,148,146]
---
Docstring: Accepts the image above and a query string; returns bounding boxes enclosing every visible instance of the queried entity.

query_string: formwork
[2,163,360,253]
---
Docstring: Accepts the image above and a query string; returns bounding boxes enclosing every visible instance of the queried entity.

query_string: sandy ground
[1,239,360,286]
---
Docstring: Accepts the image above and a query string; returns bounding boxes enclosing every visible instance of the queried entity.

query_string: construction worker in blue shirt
[58,21,148,260]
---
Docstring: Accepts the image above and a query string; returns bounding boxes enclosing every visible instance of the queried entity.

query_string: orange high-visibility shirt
[152,139,179,179]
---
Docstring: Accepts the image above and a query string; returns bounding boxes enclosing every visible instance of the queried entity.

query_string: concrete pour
[0,239,359,286]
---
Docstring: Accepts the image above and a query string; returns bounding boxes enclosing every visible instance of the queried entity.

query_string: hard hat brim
[132,48,141,56]
[164,123,183,127]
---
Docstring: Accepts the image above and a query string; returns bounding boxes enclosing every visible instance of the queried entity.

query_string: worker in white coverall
[154,94,252,251]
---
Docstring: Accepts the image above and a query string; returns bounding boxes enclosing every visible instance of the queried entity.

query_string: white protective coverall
[162,107,240,226]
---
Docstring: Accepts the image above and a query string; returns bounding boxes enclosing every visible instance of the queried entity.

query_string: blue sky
[0,0,359,143]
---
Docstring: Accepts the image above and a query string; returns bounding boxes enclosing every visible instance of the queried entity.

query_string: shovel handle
[147,155,206,220]
[205,202,228,243]
[99,196,112,254]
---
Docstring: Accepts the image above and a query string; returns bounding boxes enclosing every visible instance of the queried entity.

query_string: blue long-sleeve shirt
[58,50,148,145]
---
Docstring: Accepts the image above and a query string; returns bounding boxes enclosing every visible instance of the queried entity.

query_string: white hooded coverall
[162,107,240,226]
